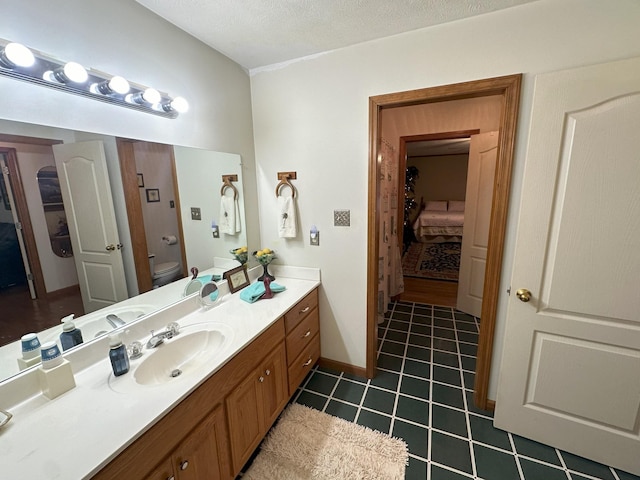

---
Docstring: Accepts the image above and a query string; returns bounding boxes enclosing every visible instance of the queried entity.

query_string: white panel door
[456,131,498,317]
[53,141,128,313]
[494,57,640,476]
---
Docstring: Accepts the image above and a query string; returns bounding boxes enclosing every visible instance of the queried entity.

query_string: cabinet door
[226,367,263,474]
[174,404,230,480]
[143,458,175,480]
[260,343,288,430]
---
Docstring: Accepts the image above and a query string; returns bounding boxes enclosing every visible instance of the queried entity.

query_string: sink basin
[39,304,156,344]
[127,323,234,387]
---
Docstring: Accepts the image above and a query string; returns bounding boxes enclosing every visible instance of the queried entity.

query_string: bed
[412,200,465,243]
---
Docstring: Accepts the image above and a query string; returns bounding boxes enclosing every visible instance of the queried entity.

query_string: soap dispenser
[60,315,83,351]
[109,334,130,377]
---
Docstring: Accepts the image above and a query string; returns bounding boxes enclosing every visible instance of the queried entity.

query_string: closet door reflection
[36,166,73,258]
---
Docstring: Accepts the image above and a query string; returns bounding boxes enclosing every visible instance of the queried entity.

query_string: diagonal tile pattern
[291,301,640,480]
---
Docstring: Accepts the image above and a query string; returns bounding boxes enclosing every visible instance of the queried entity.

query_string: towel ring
[221,176,238,200]
[275,177,296,198]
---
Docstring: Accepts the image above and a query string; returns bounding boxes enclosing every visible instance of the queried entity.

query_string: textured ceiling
[135,0,539,71]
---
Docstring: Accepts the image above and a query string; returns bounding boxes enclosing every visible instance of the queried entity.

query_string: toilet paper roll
[162,235,177,245]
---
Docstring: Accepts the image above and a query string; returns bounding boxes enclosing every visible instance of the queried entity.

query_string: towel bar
[275,171,296,198]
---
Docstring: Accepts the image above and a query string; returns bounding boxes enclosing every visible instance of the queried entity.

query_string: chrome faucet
[146,322,180,349]
[106,314,126,329]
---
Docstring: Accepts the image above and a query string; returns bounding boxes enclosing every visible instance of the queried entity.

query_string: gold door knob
[106,244,115,251]
[516,289,532,302]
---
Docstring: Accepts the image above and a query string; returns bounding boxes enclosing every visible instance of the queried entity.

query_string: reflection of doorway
[117,139,187,294]
[367,75,522,410]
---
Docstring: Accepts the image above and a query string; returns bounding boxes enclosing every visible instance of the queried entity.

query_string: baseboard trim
[318,357,367,379]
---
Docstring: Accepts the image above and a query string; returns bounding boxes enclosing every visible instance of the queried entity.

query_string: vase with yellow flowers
[253,248,276,281]
[230,246,248,265]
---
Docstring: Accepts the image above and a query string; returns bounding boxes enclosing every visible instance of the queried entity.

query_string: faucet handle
[166,322,180,337]
[127,341,143,359]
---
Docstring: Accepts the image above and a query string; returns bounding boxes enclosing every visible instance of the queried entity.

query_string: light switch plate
[334,210,350,227]
[191,207,201,221]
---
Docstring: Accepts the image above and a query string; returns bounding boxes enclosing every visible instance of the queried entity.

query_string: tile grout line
[453,307,479,479]
[388,302,414,442]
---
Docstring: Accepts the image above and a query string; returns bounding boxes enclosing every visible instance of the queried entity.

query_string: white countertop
[0,261,236,381]
[0,265,320,480]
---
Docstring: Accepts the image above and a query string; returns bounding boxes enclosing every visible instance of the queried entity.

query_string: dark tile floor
[292,301,639,480]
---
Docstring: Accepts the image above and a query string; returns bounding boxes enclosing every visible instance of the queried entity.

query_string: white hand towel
[277,195,298,238]
[219,196,240,234]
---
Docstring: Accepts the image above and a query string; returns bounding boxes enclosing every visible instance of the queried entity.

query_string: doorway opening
[367,75,522,410]
[397,132,477,307]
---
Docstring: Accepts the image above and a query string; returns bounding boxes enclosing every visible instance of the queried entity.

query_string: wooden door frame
[0,136,63,299]
[367,74,522,410]
[396,130,480,253]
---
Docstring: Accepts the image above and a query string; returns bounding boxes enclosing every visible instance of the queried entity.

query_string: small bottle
[109,334,130,377]
[60,321,84,351]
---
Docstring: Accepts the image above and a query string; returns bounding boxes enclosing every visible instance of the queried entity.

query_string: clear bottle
[60,321,83,351]
[109,334,130,376]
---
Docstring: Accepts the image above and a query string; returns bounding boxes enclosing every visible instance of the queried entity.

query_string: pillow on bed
[448,200,466,212]
[424,200,448,211]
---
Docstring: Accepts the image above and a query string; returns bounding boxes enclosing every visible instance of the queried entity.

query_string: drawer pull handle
[265,369,271,376]
[303,357,313,367]
[259,376,264,383]
[302,330,311,338]
[167,476,175,480]
[299,306,310,314]
[180,460,189,471]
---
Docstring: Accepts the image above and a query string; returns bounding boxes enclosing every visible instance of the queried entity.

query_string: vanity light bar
[0,40,188,119]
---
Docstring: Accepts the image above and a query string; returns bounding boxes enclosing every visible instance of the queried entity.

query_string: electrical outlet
[169,200,175,208]
[191,207,201,221]
[334,210,350,227]
[310,231,320,246]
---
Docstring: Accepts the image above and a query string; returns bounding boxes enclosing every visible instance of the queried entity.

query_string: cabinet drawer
[286,307,319,366]
[284,288,318,333]
[287,334,320,396]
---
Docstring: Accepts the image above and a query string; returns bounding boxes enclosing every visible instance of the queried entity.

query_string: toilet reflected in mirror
[148,254,181,288]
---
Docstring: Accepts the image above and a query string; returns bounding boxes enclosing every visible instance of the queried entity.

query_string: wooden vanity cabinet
[144,404,228,480]
[226,343,288,474]
[94,289,321,480]
[284,288,321,395]
[94,319,285,480]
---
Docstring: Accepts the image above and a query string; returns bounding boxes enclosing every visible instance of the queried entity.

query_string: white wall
[250,0,640,396]
[2,0,259,265]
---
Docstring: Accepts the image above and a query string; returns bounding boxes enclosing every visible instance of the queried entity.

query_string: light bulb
[107,76,130,94]
[170,96,189,113]
[142,88,161,104]
[91,76,130,95]
[62,62,88,83]
[46,61,88,84]
[0,42,35,68]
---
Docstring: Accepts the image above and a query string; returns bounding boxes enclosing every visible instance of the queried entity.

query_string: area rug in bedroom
[243,403,408,480]
[402,241,461,282]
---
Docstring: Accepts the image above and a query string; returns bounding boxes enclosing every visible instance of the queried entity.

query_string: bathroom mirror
[0,119,250,383]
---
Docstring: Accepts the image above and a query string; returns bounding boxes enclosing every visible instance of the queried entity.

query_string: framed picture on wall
[146,188,160,203]
[137,173,144,188]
